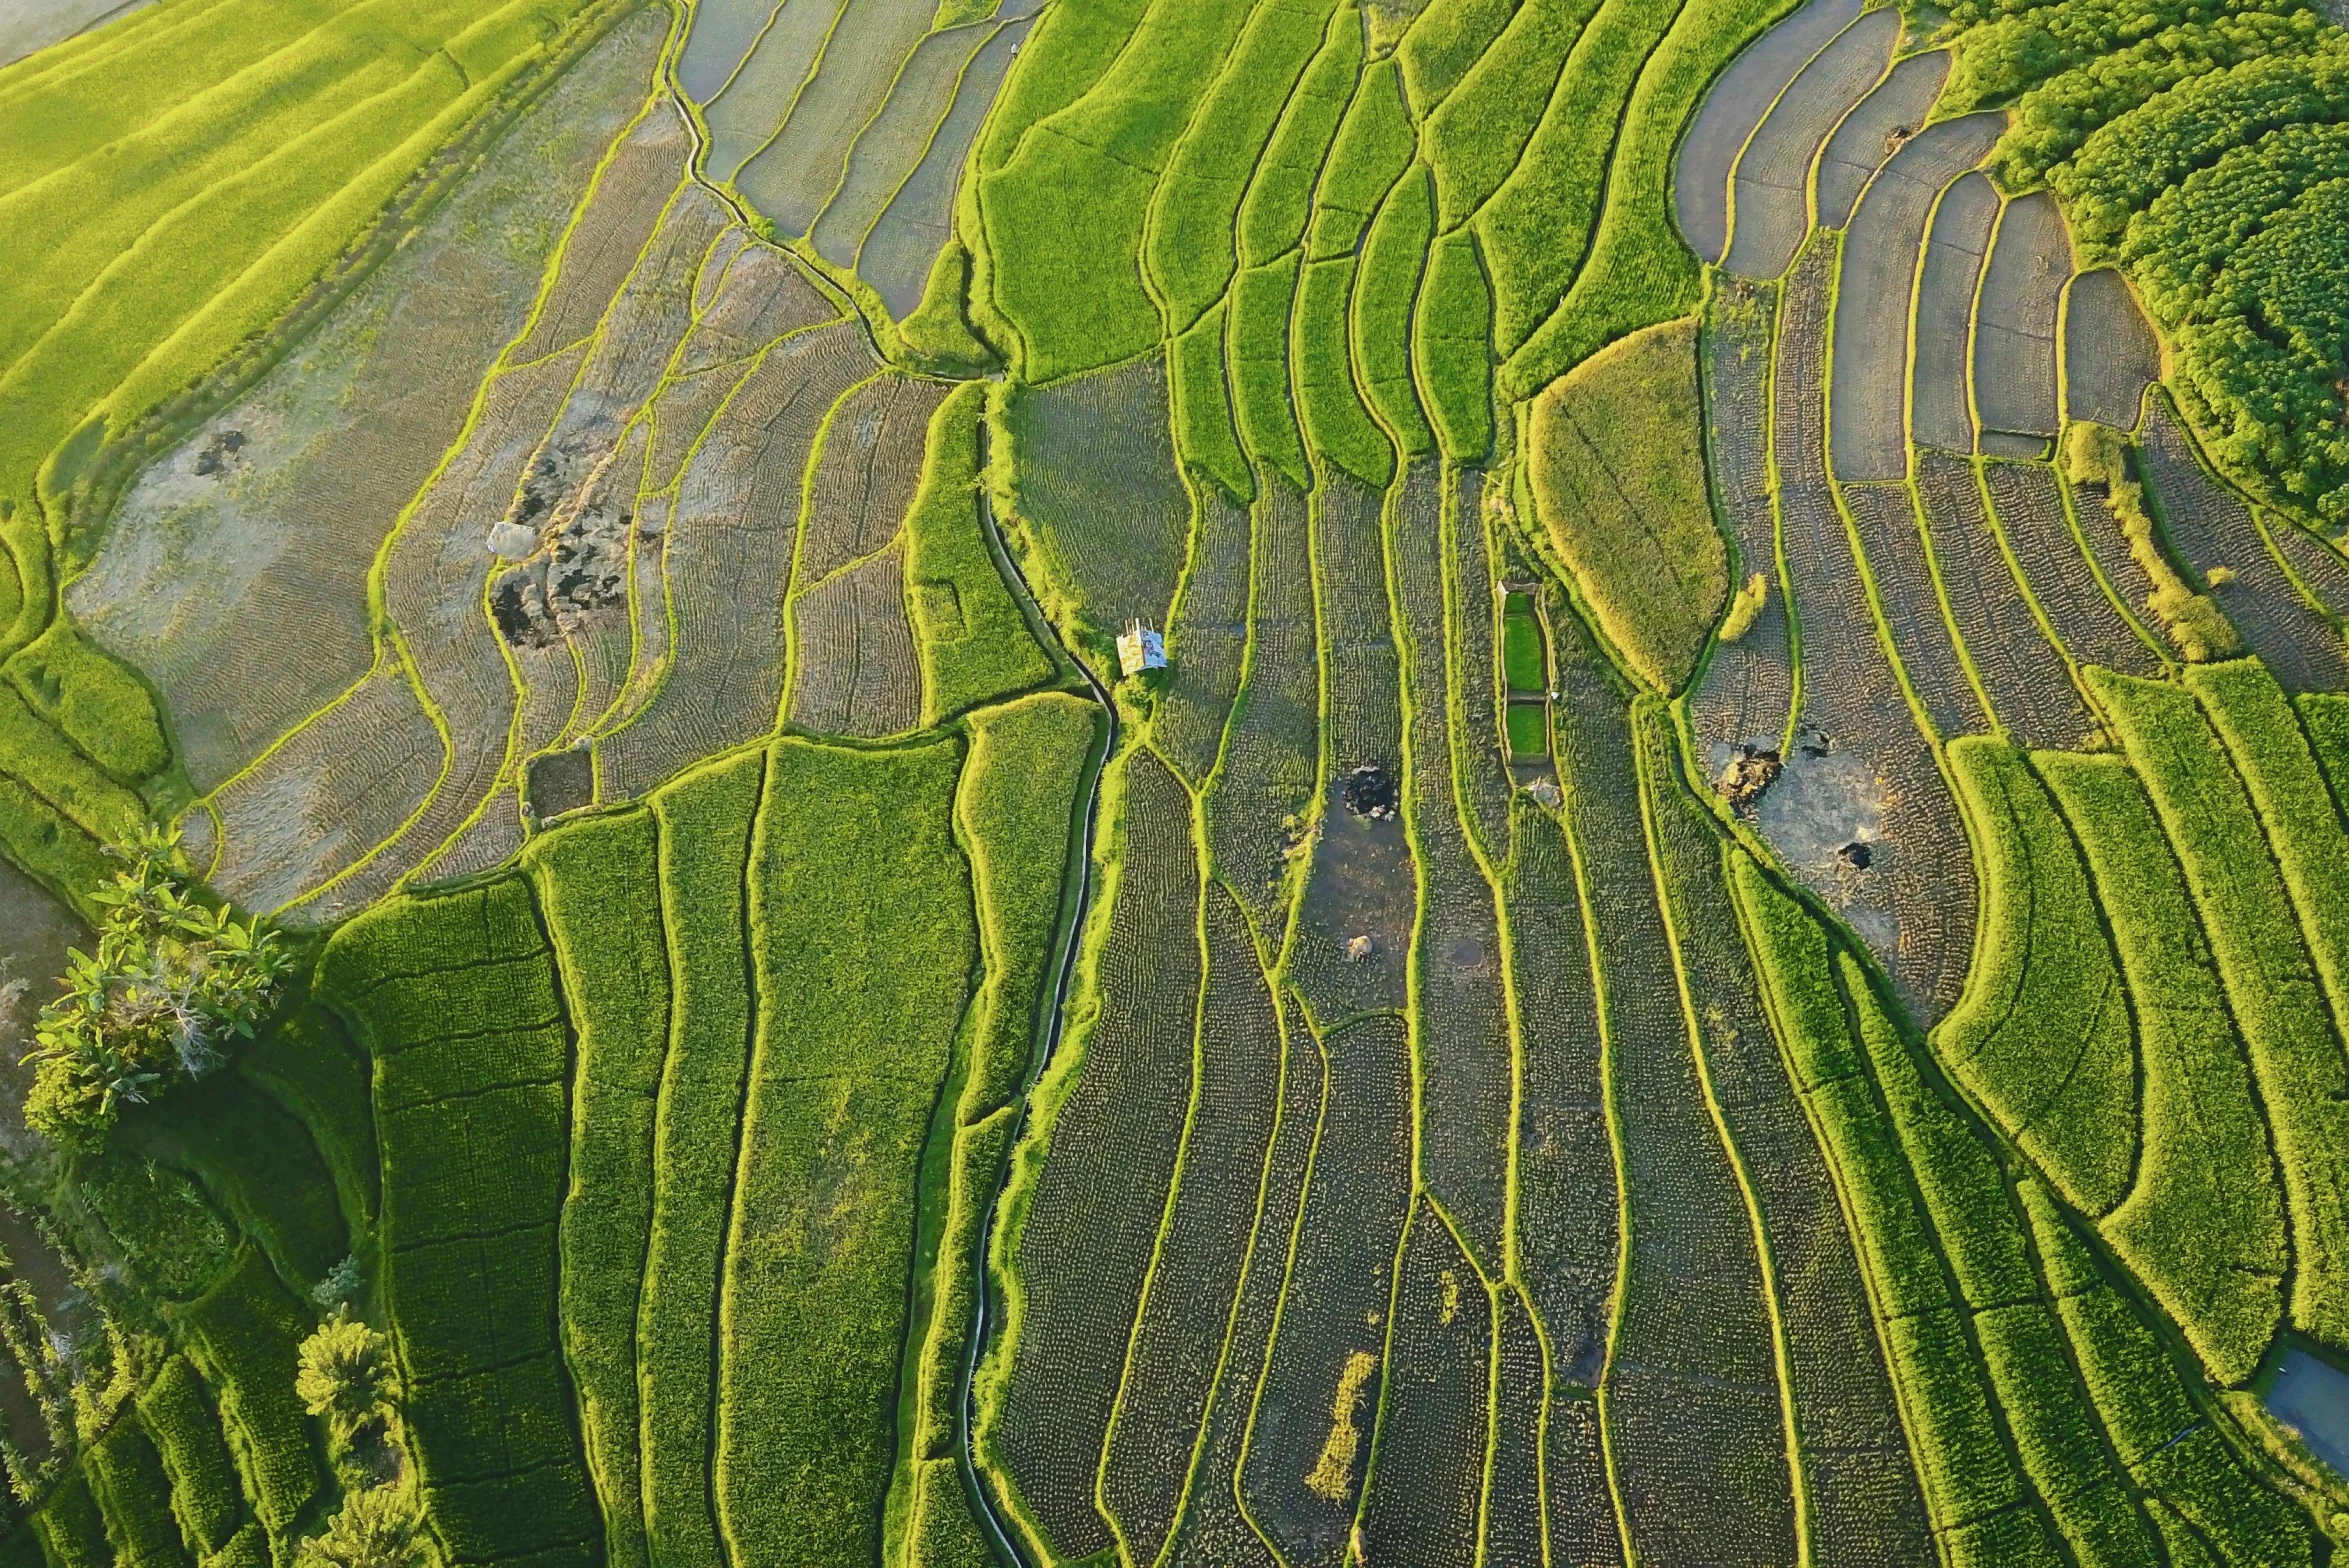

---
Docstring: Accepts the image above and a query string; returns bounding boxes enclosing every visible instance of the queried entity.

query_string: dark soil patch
[527,749,596,820]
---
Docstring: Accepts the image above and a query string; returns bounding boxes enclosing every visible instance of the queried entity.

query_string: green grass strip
[2186,660,2349,1050]
[2088,664,2349,1349]
[166,1246,322,1553]
[1934,737,2137,1218]
[718,735,976,1561]
[136,1356,241,1559]
[1396,0,1521,116]
[1500,0,1797,399]
[3,621,166,784]
[2037,749,2286,1388]
[1304,56,1415,261]
[525,808,674,1568]
[1352,163,1436,457]
[1230,251,1310,488]
[85,1411,193,1568]
[975,0,1151,176]
[1236,5,1363,268]
[1294,256,1394,487]
[1145,0,1343,328]
[1475,0,1689,353]
[1423,0,1605,227]
[1170,300,1254,500]
[1415,229,1493,463]
[977,0,1260,381]
[906,382,1057,724]
[639,750,763,1568]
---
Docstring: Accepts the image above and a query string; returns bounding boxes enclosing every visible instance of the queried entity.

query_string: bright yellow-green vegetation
[1525,318,1726,691]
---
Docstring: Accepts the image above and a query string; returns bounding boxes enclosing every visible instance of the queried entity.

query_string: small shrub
[1718,573,1768,643]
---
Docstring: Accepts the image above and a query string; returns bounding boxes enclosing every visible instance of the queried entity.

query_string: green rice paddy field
[9,0,2349,1563]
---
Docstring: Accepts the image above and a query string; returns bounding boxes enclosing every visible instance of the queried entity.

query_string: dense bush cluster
[23,826,289,1151]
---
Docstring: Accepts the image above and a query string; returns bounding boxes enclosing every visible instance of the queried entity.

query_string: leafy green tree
[296,1485,430,1568]
[296,1314,401,1441]
[20,824,290,1150]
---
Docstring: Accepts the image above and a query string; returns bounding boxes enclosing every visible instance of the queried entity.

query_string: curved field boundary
[1671,0,1861,265]
[1811,49,1948,233]
[1719,6,1895,280]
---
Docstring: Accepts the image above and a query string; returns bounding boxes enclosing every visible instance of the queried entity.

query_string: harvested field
[1973,192,2074,444]
[1239,1015,1412,1565]
[1840,482,1983,741]
[1291,476,1414,1027]
[2061,269,2160,431]
[0,0,151,70]
[1980,461,2161,676]
[1005,354,1192,651]
[1831,115,2004,483]
[701,0,838,183]
[795,375,947,581]
[679,240,840,377]
[525,748,595,820]
[1484,1293,1548,1567]
[1673,0,1864,264]
[1159,991,1323,1568]
[1098,887,1281,1563]
[991,751,1201,1563]
[1394,462,1511,1270]
[1769,246,1976,1019]
[1694,279,1793,761]
[677,0,780,103]
[1547,1394,1623,1566]
[735,0,938,238]
[807,21,991,270]
[1355,1204,1490,1568]
[75,12,664,791]
[1913,452,2093,750]
[1156,489,1252,787]
[1449,480,1515,856]
[1909,172,1999,458]
[1569,694,1789,1564]
[2273,526,2349,620]
[598,320,876,800]
[1814,50,1951,231]
[1505,785,1616,1387]
[1647,736,1931,1563]
[1204,482,1319,932]
[786,544,923,738]
[517,102,694,365]
[862,17,1035,319]
[1722,7,1898,280]
[646,363,759,495]
[2140,400,2349,693]
[416,788,526,885]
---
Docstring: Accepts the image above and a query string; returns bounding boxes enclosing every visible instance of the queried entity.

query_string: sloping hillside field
[15,0,2349,1563]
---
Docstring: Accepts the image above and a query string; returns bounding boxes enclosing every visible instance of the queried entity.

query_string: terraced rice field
[13,0,2349,1565]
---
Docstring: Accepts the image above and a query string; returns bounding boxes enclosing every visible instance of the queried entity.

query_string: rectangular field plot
[1355,1203,1491,1568]
[1238,1015,1413,1562]
[1673,0,1864,264]
[1830,114,2003,482]
[1909,172,1997,458]
[2060,269,2160,432]
[1203,481,1318,933]
[1979,461,2160,677]
[1694,279,1793,760]
[1814,50,1950,231]
[1098,888,1281,1564]
[1291,475,1415,1026]
[1913,452,2093,751]
[2140,400,2349,693]
[787,544,923,737]
[1722,7,1897,281]
[1972,192,2074,444]
[1002,354,1192,654]
[988,750,1201,1563]
[1504,786,1616,1388]
[1840,482,1983,740]
[861,17,1034,320]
